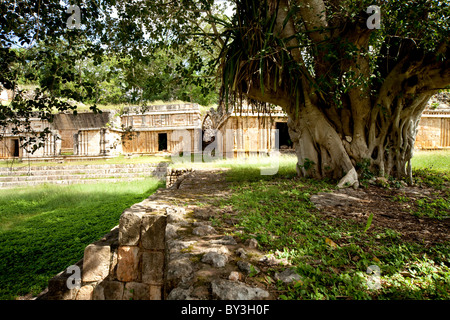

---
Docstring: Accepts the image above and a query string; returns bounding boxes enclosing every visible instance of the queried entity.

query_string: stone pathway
[36,167,306,300]
[146,168,276,300]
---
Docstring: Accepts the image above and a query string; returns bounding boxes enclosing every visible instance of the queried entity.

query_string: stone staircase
[0,162,168,189]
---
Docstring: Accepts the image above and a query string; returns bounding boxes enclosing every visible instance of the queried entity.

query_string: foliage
[0,178,163,300]
[222,168,450,300]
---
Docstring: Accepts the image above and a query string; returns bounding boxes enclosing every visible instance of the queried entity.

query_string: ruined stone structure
[0,115,60,159]
[203,105,293,158]
[121,104,202,154]
[38,168,275,301]
[1,98,448,160]
[414,109,450,149]
[0,103,202,159]
[40,206,168,300]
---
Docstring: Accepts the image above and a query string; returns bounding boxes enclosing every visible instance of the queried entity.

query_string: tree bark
[223,1,450,187]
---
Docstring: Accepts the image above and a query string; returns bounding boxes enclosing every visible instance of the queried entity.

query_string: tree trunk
[223,0,450,188]
[284,88,435,187]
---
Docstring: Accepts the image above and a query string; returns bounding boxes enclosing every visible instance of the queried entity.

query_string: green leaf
[363,213,374,233]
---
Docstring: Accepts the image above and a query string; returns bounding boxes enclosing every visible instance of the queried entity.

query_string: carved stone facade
[1,101,448,160]
[204,105,293,158]
[0,103,203,159]
[120,104,202,154]
[414,110,450,149]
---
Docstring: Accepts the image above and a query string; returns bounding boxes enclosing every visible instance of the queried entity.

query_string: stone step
[0,171,165,182]
[0,162,169,174]
[0,167,167,178]
[0,177,150,189]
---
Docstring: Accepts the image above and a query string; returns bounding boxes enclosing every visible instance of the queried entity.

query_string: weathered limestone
[82,244,111,282]
[201,252,228,268]
[166,168,193,189]
[274,269,303,284]
[39,168,272,301]
[119,210,145,246]
[142,251,165,285]
[141,215,167,250]
[116,246,140,282]
[211,280,269,300]
[40,198,168,300]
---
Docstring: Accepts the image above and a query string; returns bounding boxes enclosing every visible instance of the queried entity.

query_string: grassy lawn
[0,178,163,300]
[411,149,450,172]
[215,151,450,300]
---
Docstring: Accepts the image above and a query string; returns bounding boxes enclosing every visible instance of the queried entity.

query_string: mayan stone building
[202,104,293,158]
[0,115,60,159]
[1,95,449,160]
[120,104,202,154]
[415,109,450,149]
[0,111,120,159]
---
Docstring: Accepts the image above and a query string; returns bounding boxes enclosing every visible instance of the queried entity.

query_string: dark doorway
[12,139,20,157]
[276,122,293,148]
[158,133,167,151]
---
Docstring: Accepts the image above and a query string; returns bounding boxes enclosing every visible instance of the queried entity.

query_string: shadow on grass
[0,179,163,300]
[222,168,450,300]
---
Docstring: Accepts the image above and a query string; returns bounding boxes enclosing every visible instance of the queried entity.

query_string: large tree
[213,0,450,187]
[82,0,450,186]
[2,1,449,186]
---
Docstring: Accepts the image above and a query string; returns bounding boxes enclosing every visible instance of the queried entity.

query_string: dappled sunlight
[222,167,450,300]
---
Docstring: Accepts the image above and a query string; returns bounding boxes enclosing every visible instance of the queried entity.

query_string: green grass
[411,150,450,172]
[0,178,163,300]
[171,153,299,179]
[217,153,450,300]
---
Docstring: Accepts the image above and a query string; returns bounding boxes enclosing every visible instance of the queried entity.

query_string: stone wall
[0,133,61,159]
[38,168,275,301]
[415,113,450,149]
[166,168,193,188]
[39,167,187,300]
[40,203,168,300]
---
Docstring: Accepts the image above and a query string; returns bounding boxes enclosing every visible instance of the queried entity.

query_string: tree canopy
[1,1,449,184]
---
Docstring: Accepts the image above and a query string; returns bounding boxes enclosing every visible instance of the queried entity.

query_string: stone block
[202,252,228,268]
[142,251,165,285]
[123,282,151,300]
[75,285,94,300]
[82,244,111,282]
[141,214,166,250]
[149,285,162,300]
[92,281,124,300]
[116,246,140,282]
[109,249,118,279]
[119,209,145,246]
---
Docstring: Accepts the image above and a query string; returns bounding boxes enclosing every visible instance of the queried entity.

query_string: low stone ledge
[40,202,168,300]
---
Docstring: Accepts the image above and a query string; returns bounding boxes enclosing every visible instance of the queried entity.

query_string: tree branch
[297,0,330,44]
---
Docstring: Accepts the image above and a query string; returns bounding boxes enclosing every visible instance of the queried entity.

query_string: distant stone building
[0,103,203,159]
[0,114,60,159]
[415,109,450,149]
[1,98,449,160]
[121,104,202,154]
[203,105,292,158]
[414,92,450,150]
